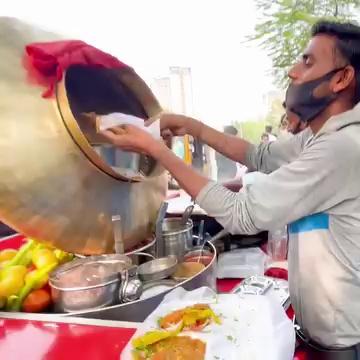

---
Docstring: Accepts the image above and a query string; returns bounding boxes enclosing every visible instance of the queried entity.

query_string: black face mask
[285,68,344,123]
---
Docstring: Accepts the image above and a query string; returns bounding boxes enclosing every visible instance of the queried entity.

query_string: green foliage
[249,0,360,86]
[234,119,266,144]
[233,98,285,144]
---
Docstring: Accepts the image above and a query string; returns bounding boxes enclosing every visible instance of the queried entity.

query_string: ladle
[155,202,169,258]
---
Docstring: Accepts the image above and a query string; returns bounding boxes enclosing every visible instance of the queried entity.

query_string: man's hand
[146,113,202,138]
[100,122,209,199]
[100,125,162,156]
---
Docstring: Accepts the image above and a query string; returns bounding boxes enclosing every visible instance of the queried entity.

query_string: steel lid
[49,254,133,290]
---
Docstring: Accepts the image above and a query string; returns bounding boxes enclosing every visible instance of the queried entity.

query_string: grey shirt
[196,103,360,347]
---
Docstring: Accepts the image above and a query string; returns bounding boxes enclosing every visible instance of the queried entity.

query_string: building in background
[151,67,210,176]
[151,66,194,114]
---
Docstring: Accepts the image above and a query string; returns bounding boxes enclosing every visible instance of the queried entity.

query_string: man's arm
[101,124,354,236]
[196,135,358,234]
[198,122,312,173]
[159,114,312,173]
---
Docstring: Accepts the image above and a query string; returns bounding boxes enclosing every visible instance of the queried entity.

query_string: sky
[1,0,276,129]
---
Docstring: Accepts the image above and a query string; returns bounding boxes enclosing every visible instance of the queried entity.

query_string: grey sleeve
[196,134,359,235]
[244,128,312,173]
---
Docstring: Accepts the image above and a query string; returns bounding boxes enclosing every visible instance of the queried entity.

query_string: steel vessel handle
[155,202,168,258]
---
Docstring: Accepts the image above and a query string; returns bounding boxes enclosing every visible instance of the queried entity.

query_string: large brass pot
[0,17,167,254]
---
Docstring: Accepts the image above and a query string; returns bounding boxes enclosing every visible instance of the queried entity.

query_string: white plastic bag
[97,112,161,139]
[121,287,295,360]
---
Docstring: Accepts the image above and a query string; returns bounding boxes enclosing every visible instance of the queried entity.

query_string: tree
[250,0,360,86]
[234,118,266,144]
[234,97,285,143]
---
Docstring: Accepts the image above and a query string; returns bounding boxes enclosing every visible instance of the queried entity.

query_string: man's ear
[333,66,355,93]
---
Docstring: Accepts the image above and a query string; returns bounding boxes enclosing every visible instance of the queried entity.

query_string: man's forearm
[189,118,251,164]
[151,142,209,199]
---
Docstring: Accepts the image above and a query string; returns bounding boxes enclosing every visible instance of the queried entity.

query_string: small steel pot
[161,218,193,261]
[49,254,142,313]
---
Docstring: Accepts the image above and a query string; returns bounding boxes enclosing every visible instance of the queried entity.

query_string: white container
[217,247,267,279]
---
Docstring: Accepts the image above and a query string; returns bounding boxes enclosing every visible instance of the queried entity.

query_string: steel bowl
[137,256,178,282]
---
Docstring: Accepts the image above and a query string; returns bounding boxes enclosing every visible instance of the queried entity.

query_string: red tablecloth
[0,318,135,360]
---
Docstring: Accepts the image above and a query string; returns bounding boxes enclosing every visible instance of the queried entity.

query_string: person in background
[265,125,277,142]
[278,113,291,140]
[260,132,270,144]
[215,125,240,182]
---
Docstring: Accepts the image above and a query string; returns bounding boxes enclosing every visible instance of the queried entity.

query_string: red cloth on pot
[24,40,128,98]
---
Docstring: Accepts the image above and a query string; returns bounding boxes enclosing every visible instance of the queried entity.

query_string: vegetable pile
[0,239,73,312]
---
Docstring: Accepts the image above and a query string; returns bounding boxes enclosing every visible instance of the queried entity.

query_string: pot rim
[49,277,120,292]
[49,254,133,290]
[162,218,193,236]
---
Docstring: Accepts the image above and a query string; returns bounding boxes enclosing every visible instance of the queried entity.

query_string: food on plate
[131,304,219,359]
[0,238,73,311]
[22,288,51,312]
[172,262,205,280]
[159,304,221,331]
[133,336,206,360]
[132,325,182,349]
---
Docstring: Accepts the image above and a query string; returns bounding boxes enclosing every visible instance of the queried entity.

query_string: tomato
[0,265,27,297]
[22,289,51,313]
[25,270,49,290]
[188,319,209,331]
[159,310,185,328]
[32,249,58,269]
[0,249,17,262]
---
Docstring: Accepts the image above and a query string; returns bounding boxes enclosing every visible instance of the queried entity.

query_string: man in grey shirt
[102,21,360,352]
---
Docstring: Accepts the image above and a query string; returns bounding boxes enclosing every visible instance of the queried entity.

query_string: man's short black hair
[224,125,238,135]
[311,20,360,103]
[265,125,273,133]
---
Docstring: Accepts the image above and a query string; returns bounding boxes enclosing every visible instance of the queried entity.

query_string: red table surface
[0,234,307,360]
[0,318,136,360]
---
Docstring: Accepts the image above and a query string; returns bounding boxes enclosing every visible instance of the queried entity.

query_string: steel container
[61,241,217,322]
[161,218,193,261]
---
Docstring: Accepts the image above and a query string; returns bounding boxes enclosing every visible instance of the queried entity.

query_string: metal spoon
[181,204,194,225]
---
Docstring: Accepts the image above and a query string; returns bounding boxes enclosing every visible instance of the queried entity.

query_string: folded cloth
[24,40,128,98]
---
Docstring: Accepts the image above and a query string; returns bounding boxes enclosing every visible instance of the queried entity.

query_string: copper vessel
[0,17,167,254]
